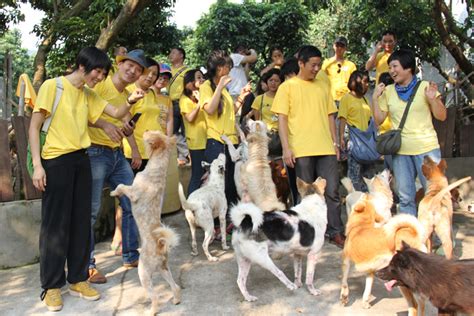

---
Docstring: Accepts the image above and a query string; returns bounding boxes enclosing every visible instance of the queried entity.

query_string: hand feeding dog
[340,194,426,314]
[341,169,393,226]
[178,153,228,262]
[230,177,327,301]
[238,119,285,211]
[417,156,471,259]
[377,242,474,315]
[110,131,180,314]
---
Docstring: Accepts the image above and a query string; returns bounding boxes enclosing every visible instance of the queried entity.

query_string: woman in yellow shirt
[28,47,142,311]
[180,68,206,194]
[200,50,251,208]
[338,70,373,192]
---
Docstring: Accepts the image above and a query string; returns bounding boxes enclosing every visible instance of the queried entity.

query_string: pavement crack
[112,269,129,316]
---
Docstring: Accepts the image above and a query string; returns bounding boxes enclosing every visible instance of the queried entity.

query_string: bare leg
[184,210,198,256]
[111,203,123,255]
[236,256,258,301]
[340,256,351,306]
[305,251,321,296]
[219,206,229,250]
[157,265,181,305]
[399,286,418,316]
[362,272,374,309]
[293,255,303,288]
[435,223,453,259]
[137,258,159,315]
[202,227,218,261]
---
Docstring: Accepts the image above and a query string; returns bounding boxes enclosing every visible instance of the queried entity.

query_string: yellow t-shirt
[338,93,372,131]
[34,77,107,159]
[271,76,337,158]
[90,76,131,148]
[123,88,162,159]
[180,95,207,150]
[375,52,390,84]
[199,80,238,144]
[169,65,188,101]
[322,57,357,101]
[251,94,279,131]
[379,81,440,155]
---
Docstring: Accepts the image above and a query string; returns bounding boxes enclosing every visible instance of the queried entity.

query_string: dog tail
[383,214,426,252]
[341,177,355,194]
[430,176,471,207]
[178,182,195,211]
[230,202,263,234]
[152,224,179,254]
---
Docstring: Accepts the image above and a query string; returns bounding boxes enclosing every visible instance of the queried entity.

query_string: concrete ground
[1,208,473,316]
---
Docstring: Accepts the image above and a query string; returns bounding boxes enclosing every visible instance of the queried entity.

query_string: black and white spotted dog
[230,177,328,301]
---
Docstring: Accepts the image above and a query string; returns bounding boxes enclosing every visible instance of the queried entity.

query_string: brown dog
[418,156,471,259]
[340,194,426,314]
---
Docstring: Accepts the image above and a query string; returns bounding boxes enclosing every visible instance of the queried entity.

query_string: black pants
[295,155,343,237]
[188,149,206,196]
[172,100,184,135]
[40,150,91,289]
[127,158,148,176]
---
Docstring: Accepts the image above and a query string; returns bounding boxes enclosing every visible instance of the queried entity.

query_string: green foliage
[0,1,25,36]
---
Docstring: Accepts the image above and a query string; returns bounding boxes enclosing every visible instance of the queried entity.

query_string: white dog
[178,153,228,261]
[231,177,327,301]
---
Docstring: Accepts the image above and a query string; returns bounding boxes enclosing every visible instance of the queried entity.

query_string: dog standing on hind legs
[110,131,180,314]
[178,153,229,261]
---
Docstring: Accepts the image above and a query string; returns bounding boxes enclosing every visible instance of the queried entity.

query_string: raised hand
[424,81,438,101]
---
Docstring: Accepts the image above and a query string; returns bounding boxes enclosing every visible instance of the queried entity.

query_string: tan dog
[340,194,426,315]
[111,131,180,315]
[417,156,471,260]
[239,120,285,212]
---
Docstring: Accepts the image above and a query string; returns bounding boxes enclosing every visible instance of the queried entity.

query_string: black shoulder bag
[375,81,421,155]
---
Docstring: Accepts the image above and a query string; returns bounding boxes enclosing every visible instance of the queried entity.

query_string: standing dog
[340,194,426,314]
[418,156,471,259]
[221,124,248,198]
[110,131,180,315]
[341,169,393,226]
[231,177,327,301]
[178,153,228,261]
[377,242,474,315]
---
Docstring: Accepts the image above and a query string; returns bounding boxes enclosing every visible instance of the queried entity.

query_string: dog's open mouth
[384,279,398,292]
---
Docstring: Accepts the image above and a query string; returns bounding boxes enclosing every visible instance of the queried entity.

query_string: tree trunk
[95,0,152,51]
[433,0,474,84]
[32,37,53,92]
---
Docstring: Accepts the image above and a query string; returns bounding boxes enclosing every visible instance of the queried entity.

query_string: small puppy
[231,177,327,301]
[418,156,471,259]
[239,119,285,211]
[340,195,426,314]
[377,242,474,315]
[110,131,180,314]
[341,169,393,226]
[178,153,228,261]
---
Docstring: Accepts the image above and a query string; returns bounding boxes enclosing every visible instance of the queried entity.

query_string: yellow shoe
[41,288,63,312]
[69,281,100,301]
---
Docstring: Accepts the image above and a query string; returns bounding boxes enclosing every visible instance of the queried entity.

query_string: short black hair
[280,57,299,80]
[174,47,186,61]
[347,70,369,97]
[75,47,111,75]
[379,72,394,86]
[382,30,397,40]
[388,48,416,75]
[262,68,281,84]
[296,45,322,63]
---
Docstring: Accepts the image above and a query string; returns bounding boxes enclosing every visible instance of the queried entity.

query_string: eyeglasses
[337,63,342,74]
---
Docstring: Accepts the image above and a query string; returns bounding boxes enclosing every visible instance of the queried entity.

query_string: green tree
[0,1,25,36]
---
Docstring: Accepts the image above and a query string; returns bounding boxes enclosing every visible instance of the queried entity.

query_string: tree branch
[440,1,474,48]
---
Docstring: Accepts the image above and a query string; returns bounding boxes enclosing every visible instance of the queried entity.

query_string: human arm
[125,134,142,169]
[365,41,383,71]
[234,82,252,114]
[28,111,47,191]
[240,49,258,65]
[182,97,201,123]
[102,89,144,119]
[202,76,232,115]
[89,119,126,143]
[425,81,446,121]
[329,113,340,160]
[371,83,389,125]
[278,114,295,168]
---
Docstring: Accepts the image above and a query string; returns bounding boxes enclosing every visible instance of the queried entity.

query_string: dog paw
[340,295,348,306]
[294,280,303,288]
[244,295,258,302]
[287,283,298,291]
[308,286,322,296]
[207,256,219,262]
[172,296,181,305]
[222,244,230,250]
[110,190,117,197]
[362,301,371,309]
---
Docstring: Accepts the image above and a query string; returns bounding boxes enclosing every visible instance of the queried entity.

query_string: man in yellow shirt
[365,30,397,84]
[88,49,147,282]
[272,45,345,248]
[322,36,357,103]
[168,47,190,165]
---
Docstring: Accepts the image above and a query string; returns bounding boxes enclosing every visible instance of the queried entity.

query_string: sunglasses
[337,63,342,74]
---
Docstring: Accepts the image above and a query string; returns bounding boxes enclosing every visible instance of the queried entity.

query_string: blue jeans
[392,148,441,216]
[87,146,139,266]
[188,149,205,196]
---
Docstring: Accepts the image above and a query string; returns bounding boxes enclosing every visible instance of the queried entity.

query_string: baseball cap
[159,63,172,76]
[116,49,148,74]
[334,36,348,47]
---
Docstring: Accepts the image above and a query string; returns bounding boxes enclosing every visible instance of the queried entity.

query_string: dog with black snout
[377,242,474,315]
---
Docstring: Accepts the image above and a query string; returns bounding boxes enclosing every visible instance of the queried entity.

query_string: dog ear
[401,240,411,250]
[313,177,326,195]
[201,161,211,171]
[363,177,371,186]
[296,177,309,195]
[438,159,447,173]
[421,164,430,177]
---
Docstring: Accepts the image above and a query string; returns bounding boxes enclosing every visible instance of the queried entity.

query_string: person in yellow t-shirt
[365,30,397,84]
[372,49,446,216]
[123,57,165,173]
[338,70,374,192]
[200,49,251,208]
[180,69,206,195]
[322,36,357,103]
[151,64,174,136]
[272,45,345,248]
[88,49,147,280]
[28,47,142,311]
[260,46,284,76]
